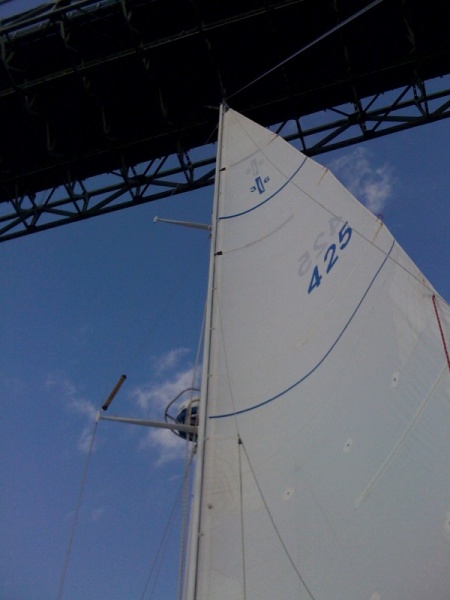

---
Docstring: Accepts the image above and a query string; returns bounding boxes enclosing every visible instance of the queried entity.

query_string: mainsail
[185,107,450,599]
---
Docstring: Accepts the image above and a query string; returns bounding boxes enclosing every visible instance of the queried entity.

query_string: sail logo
[247,158,270,195]
[252,175,270,194]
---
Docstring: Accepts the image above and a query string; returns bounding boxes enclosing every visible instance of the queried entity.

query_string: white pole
[98,414,197,435]
[183,102,226,600]
[154,216,211,231]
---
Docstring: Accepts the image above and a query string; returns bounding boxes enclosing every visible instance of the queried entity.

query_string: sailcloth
[188,107,450,599]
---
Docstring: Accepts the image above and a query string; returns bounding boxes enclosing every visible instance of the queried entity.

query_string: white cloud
[130,364,199,413]
[90,506,105,522]
[66,505,106,524]
[46,373,98,453]
[69,397,98,421]
[139,427,188,466]
[130,359,201,465]
[152,347,190,375]
[76,421,97,454]
[45,374,77,398]
[46,349,200,463]
[330,147,394,214]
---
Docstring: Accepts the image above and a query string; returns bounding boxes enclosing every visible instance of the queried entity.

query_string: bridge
[1,0,449,242]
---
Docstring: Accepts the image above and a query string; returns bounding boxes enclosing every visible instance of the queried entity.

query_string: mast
[183,103,226,600]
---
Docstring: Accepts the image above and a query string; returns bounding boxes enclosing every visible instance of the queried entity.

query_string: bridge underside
[0,0,449,241]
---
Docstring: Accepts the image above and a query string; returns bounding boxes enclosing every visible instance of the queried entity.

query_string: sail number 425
[308,222,352,294]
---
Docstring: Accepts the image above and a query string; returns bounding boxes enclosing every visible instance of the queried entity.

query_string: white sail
[186,107,450,599]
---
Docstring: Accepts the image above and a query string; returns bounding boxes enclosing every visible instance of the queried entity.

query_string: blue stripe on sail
[210,239,395,419]
[218,157,307,220]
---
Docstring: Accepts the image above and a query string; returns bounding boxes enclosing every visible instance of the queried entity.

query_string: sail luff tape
[101,374,127,411]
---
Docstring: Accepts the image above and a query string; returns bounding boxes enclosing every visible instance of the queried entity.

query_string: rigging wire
[140,306,206,600]
[139,448,196,600]
[55,418,98,600]
[177,442,195,600]
[227,0,386,100]
[177,306,207,600]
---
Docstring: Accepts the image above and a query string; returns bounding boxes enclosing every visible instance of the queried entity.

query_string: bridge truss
[0,0,449,242]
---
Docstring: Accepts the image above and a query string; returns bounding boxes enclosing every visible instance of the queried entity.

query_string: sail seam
[432,294,450,371]
[218,157,307,219]
[240,440,316,600]
[238,439,247,600]
[356,363,449,507]
[210,238,396,419]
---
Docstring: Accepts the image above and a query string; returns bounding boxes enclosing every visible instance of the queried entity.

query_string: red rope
[432,295,450,371]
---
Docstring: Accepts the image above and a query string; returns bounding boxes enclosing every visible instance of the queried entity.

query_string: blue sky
[1,3,449,599]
